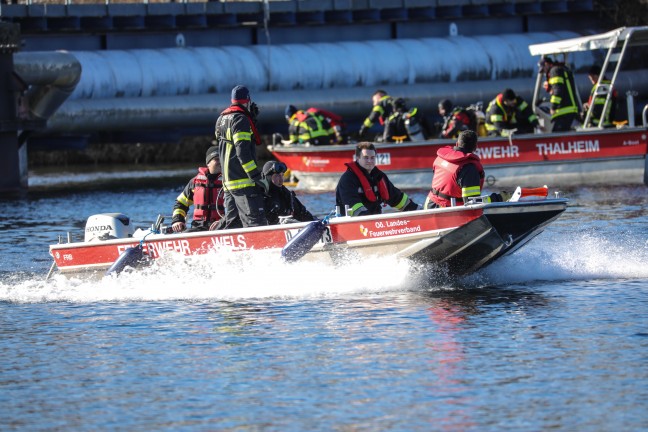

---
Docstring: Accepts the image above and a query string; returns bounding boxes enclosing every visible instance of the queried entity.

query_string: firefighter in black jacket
[262,161,316,225]
[539,56,580,132]
[383,98,431,142]
[358,89,394,140]
[335,142,419,216]
[215,85,268,229]
[486,89,539,136]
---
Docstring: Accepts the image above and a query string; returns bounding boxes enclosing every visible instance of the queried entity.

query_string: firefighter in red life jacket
[335,142,419,216]
[425,130,502,209]
[172,145,225,232]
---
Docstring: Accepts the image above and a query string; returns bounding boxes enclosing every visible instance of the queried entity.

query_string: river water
[1,167,647,431]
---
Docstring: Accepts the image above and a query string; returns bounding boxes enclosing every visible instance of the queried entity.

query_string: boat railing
[642,103,648,128]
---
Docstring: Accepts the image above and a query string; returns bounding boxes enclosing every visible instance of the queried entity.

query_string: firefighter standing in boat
[215,85,269,228]
[539,56,580,132]
[425,130,502,209]
[335,142,419,216]
[171,146,224,232]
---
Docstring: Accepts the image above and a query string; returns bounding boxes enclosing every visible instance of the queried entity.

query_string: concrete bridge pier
[0,22,25,194]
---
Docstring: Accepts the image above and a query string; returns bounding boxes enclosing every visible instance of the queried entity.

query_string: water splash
[467,228,648,285]
[3,226,646,303]
[0,250,422,304]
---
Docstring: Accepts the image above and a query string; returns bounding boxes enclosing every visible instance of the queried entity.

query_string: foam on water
[0,250,425,303]
[469,228,648,285]
[2,227,646,303]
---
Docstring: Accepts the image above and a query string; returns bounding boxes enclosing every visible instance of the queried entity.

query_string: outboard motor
[281,220,328,263]
[105,245,145,276]
[85,213,135,242]
[281,211,334,262]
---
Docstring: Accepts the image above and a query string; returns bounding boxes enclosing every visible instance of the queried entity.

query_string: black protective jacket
[264,184,315,225]
[335,162,417,216]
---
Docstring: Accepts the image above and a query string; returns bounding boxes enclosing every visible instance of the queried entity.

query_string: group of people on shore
[172,85,501,233]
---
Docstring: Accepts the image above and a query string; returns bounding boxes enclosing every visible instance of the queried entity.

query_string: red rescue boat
[49,190,568,279]
[269,27,648,191]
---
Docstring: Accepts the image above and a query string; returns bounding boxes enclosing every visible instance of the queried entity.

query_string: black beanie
[205,146,219,165]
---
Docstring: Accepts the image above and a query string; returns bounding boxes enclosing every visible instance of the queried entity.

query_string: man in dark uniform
[383,98,431,142]
[358,89,394,141]
[539,56,580,132]
[335,142,419,216]
[485,89,538,136]
[215,85,268,228]
[262,160,316,225]
[425,130,502,208]
[438,99,476,139]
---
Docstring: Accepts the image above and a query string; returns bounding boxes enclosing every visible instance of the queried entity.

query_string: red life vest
[193,167,224,222]
[294,110,309,123]
[345,162,389,203]
[307,107,345,129]
[428,147,484,207]
[220,105,261,145]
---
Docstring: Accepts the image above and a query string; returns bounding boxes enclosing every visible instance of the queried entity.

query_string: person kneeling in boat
[262,160,316,225]
[425,130,502,208]
[335,142,419,216]
[485,88,538,136]
[171,145,225,232]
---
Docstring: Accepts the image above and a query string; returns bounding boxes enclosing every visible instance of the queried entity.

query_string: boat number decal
[376,153,391,165]
[359,219,421,238]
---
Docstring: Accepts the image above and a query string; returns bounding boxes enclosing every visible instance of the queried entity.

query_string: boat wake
[466,229,648,286]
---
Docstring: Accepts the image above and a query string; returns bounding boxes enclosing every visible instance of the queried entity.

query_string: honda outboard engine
[84,213,135,242]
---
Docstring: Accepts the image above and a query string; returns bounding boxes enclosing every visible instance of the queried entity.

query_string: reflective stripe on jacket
[215,105,262,191]
[547,64,579,119]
